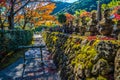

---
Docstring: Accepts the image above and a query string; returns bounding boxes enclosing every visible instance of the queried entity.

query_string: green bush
[0,30,33,60]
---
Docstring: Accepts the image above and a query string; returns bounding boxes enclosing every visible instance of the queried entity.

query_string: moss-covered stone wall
[42,31,120,80]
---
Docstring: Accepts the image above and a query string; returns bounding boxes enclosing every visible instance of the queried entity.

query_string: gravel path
[0,34,60,80]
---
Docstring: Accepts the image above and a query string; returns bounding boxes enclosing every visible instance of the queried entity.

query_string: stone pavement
[0,34,60,80]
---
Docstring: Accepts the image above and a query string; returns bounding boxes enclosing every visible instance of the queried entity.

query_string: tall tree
[6,0,31,29]
[58,13,66,24]
[65,13,74,23]
[15,2,56,29]
[0,0,6,30]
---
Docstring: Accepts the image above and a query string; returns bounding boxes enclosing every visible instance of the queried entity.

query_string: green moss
[97,75,107,80]
[42,31,120,80]
[86,77,96,80]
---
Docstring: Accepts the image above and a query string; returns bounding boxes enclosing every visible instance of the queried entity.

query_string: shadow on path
[0,33,60,80]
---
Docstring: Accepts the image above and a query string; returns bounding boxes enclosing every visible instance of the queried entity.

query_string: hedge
[0,30,33,61]
[42,31,120,80]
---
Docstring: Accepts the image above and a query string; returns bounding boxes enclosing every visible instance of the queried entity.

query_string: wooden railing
[18,45,46,79]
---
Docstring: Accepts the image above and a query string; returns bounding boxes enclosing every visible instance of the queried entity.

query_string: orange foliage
[65,13,74,22]
[0,0,6,6]
[80,11,90,17]
[16,2,56,28]
[15,14,24,20]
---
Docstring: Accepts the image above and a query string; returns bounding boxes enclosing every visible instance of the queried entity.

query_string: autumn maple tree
[65,13,74,23]
[0,0,56,30]
[0,0,6,30]
[15,2,56,29]
[0,0,33,29]
[32,2,56,27]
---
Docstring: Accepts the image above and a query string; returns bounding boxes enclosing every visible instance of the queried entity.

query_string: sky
[60,0,78,3]
[65,0,78,3]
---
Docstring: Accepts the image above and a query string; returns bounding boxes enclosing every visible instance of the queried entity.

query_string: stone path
[0,33,60,80]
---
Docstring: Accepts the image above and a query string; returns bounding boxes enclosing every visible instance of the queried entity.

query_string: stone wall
[42,31,120,80]
[114,48,120,80]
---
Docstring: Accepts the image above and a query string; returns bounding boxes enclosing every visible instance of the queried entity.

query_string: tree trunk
[0,24,4,38]
[1,24,4,30]
[7,0,30,30]
[8,15,14,29]
[22,21,27,29]
[0,19,4,39]
[0,11,3,30]
[8,0,14,29]
[0,21,4,30]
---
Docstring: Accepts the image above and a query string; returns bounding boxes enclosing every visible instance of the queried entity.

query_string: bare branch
[2,17,7,24]
[14,0,30,15]
[15,0,24,4]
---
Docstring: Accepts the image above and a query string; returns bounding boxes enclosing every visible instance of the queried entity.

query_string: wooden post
[40,46,45,75]
[22,50,25,79]
[19,45,45,79]
[40,47,43,65]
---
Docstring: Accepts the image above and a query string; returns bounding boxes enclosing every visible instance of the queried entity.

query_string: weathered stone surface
[42,31,120,80]
[114,48,120,80]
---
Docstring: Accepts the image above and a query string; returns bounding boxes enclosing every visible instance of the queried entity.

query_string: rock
[95,41,118,62]
[85,68,91,78]
[92,59,110,76]
[75,64,85,79]
[114,48,120,80]
[43,32,120,80]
